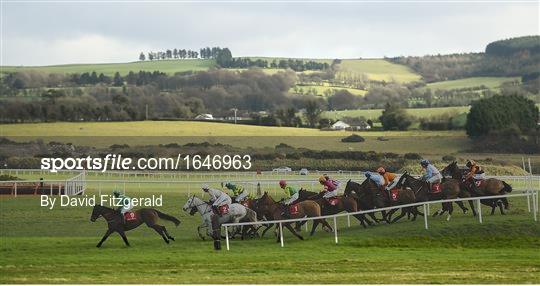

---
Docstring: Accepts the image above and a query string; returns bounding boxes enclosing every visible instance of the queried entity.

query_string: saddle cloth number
[219,205,229,215]
[432,183,442,194]
[289,204,299,215]
[474,180,484,187]
[124,212,137,221]
[241,201,249,208]
[328,197,339,206]
[390,189,399,201]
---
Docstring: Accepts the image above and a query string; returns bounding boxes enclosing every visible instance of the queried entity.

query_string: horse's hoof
[169,237,175,241]
[446,215,451,221]
[96,244,102,248]
[299,236,304,240]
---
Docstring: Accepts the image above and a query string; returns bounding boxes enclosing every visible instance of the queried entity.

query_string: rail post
[14,182,17,197]
[279,222,284,247]
[477,199,482,224]
[527,190,531,212]
[423,203,428,230]
[347,214,351,227]
[225,226,230,251]
[333,216,338,244]
[533,191,537,222]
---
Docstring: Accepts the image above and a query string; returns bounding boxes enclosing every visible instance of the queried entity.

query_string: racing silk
[366,172,385,188]
[116,194,131,207]
[465,164,483,180]
[226,184,244,196]
[322,179,337,192]
[422,164,441,181]
[382,172,397,187]
[207,188,228,204]
[283,185,298,198]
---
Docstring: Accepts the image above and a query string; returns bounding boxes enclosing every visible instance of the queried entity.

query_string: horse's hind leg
[498,201,505,215]
[502,197,509,210]
[468,200,477,216]
[162,226,175,241]
[149,224,169,244]
[391,208,407,223]
[456,201,468,214]
[96,228,114,248]
[310,220,320,236]
[353,214,367,228]
[368,213,380,223]
[320,219,334,232]
[117,229,130,247]
[446,202,454,221]
[285,223,304,240]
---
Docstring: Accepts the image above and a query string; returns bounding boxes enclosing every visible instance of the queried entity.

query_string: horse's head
[344,179,359,197]
[90,204,103,222]
[182,195,196,212]
[441,161,459,178]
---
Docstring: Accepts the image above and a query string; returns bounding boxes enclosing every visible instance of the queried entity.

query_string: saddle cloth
[124,212,137,221]
[218,205,229,215]
[474,180,485,188]
[431,183,442,194]
[289,204,300,215]
[390,189,400,202]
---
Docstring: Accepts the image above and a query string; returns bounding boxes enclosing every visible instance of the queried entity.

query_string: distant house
[346,121,371,131]
[194,114,214,120]
[330,120,350,130]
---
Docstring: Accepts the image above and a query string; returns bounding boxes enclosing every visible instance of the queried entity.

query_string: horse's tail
[501,181,512,193]
[156,210,181,226]
[245,208,261,229]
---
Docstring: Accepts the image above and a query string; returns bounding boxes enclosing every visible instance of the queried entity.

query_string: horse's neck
[100,207,118,221]
[194,197,211,214]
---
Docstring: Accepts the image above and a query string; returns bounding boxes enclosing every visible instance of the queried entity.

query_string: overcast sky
[1,1,539,66]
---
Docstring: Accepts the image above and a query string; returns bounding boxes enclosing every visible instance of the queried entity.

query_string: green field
[1,181,539,283]
[1,59,215,76]
[323,106,471,121]
[337,59,422,83]
[425,77,520,91]
[292,84,367,96]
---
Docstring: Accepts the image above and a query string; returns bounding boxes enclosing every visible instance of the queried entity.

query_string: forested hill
[390,35,540,82]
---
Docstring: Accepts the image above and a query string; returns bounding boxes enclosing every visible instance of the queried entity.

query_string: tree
[466,94,539,137]
[379,103,412,131]
[113,72,123,87]
[216,48,233,67]
[139,52,146,61]
[305,100,323,128]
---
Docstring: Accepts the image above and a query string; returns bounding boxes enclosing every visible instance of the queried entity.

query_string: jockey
[465,160,485,195]
[279,180,299,205]
[319,175,338,199]
[112,190,133,223]
[224,182,247,203]
[203,184,232,214]
[377,167,397,191]
[420,159,442,192]
[364,171,385,189]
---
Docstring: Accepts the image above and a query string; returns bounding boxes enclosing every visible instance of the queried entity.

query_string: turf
[1,188,539,283]
[292,85,367,96]
[424,77,520,91]
[337,59,422,83]
[0,59,215,76]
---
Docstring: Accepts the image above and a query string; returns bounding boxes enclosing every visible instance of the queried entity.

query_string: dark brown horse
[398,172,470,221]
[372,175,424,223]
[90,205,180,247]
[295,189,373,229]
[253,192,333,241]
[441,161,512,215]
[343,179,389,223]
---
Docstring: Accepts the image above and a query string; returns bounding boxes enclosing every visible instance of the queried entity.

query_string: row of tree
[139,47,228,61]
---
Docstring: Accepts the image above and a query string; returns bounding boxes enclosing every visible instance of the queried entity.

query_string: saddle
[390,188,400,202]
[213,205,229,215]
[289,204,300,215]
[430,183,442,194]
[474,179,485,188]
[326,197,340,206]
[123,211,137,222]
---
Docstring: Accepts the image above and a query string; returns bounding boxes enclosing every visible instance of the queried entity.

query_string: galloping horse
[90,205,180,247]
[253,192,332,241]
[295,189,373,229]
[372,175,424,223]
[398,172,466,221]
[343,179,389,223]
[182,195,259,240]
[441,161,512,215]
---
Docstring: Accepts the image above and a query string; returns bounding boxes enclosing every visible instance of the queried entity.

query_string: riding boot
[385,188,392,200]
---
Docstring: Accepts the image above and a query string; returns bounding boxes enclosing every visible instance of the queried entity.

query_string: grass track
[1,190,539,283]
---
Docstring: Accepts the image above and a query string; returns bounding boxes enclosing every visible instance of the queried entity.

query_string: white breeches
[323,189,338,199]
[236,191,249,202]
[427,174,443,184]
[473,173,485,180]
[120,204,133,214]
[213,195,232,207]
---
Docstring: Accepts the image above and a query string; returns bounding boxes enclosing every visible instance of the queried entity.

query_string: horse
[182,195,259,240]
[90,204,180,247]
[252,192,332,241]
[441,161,512,215]
[343,179,389,223]
[398,172,469,221]
[372,175,424,223]
[295,188,372,229]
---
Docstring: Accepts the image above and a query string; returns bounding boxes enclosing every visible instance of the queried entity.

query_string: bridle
[186,194,211,214]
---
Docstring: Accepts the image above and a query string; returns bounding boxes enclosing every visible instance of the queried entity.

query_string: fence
[0,171,86,197]
[222,191,539,250]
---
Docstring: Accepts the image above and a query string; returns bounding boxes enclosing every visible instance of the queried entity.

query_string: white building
[194,114,214,120]
[330,120,350,130]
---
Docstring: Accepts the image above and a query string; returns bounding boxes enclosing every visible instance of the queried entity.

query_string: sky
[1,1,539,66]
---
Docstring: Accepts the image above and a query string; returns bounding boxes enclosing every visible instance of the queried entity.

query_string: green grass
[337,59,422,83]
[1,59,215,76]
[425,77,520,91]
[323,106,471,121]
[291,84,367,96]
[1,187,539,283]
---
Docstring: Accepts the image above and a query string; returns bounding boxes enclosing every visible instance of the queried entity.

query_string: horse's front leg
[117,229,130,247]
[197,224,207,240]
[96,228,114,248]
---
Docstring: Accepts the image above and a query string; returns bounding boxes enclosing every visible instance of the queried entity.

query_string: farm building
[194,114,214,120]
[330,120,350,130]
